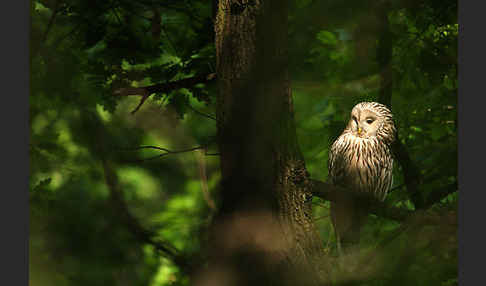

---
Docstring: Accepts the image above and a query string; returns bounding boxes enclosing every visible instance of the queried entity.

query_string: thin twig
[185,103,217,121]
[389,183,406,193]
[122,145,207,162]
[111,6,123,25]
[131,93,151,114]
[121,145,205,152]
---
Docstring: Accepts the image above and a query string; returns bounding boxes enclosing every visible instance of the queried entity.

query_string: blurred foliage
[30,0,457,285]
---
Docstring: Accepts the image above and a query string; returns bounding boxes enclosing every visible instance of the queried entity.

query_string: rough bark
[195,1,328,285]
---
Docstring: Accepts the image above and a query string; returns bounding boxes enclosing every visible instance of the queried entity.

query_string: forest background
[30,0,457,285]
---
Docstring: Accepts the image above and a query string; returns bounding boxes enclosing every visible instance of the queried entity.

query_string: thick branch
[310,179,457,222]
[113,73,217,114]
[391,140,423,208]
[310,179,413,221]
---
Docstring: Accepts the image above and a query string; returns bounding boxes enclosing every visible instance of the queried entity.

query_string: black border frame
[458,0,483,285]
[3,0,29,284]
[7,0,475,284]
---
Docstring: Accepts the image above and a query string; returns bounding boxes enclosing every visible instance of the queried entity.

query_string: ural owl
[328,102,396,250]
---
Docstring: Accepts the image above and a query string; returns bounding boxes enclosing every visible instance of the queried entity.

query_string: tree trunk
[193,1,328,285]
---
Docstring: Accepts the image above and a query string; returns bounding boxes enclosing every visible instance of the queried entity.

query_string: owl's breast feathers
[329,133,393,201]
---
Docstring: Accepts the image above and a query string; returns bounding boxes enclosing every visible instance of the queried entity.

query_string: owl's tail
[330,198,368,254]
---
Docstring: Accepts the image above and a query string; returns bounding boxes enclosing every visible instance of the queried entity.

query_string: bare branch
[185,103,217,121]
[135,146,205,162]
[113,73,217,114]
[120,145,176,152]
[392,139,423,208]
[310,178,457,222]
[389,183,406,193]
[119,144,218,163]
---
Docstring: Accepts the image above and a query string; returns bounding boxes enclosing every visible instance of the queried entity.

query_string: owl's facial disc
[350,109,379,138]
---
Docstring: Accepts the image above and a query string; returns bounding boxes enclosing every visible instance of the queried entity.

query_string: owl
[328,102,396,251]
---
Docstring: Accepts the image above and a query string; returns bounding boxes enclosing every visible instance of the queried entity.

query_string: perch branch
[113,73,217,114]
[310,179,457,222]
[392,140,423,208]
[310,179,413,221]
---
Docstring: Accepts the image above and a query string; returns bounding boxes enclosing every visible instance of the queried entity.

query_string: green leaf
[316,30,338,46]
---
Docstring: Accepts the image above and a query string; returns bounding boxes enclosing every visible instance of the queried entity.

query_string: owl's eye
[366,118,375,124]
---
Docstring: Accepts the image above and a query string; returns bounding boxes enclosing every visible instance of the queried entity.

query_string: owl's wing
[328,138,346,186]
[377,155,394,201]
[384,158,394,196]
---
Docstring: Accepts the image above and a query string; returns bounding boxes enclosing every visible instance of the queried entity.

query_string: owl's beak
[357,127,363,135]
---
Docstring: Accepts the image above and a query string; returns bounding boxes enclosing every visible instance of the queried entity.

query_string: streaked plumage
[328,102,396,250]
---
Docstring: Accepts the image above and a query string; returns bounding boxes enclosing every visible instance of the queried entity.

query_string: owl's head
[346,102,396,144]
